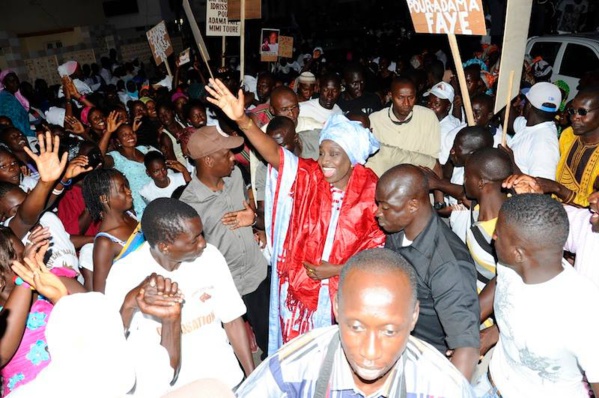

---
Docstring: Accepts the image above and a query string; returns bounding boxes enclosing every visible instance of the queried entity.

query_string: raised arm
[9,132,68,239]
[205,78,282,170]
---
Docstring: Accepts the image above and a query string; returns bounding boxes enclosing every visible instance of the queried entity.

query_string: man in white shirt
[105,198,254,396]
[424,81,464,165]
[507,82,561,180]
[473,194,599,397]
[299,73,343,125]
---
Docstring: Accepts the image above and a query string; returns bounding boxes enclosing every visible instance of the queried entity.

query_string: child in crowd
[139,151,191,204]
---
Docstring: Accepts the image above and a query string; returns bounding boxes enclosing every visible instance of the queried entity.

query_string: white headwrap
[319,114,379,166]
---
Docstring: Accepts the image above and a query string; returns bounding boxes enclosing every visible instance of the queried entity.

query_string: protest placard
[406,0,486,35]
[146,21,173,66]
[278,36,294,58]
[228,0,261,20]
[494,0,533,115]
[206,0,241,37]
[182,0,213,78]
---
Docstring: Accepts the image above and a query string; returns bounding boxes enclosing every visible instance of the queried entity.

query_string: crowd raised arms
[0,31,598,398]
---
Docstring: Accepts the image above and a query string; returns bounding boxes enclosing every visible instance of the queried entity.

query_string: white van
[526,33,599,101]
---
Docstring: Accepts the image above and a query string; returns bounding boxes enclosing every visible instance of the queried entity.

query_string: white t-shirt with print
[139,171,186,204]
[105,243,246,396]
[490,262,599,397]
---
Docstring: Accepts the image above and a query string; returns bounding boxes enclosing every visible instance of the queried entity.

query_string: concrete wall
[0,0,104,34]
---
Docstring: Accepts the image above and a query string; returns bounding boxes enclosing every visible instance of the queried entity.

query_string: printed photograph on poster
[260,29,280,56]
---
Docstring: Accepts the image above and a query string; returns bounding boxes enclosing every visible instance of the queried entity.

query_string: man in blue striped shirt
[236,248,475,397]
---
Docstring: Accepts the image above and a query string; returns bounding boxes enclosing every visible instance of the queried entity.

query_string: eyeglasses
[567,107,599,116]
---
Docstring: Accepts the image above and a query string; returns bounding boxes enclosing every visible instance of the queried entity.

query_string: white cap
[298,71,316,84]
[526,82,561,113]
[424,82,455,104]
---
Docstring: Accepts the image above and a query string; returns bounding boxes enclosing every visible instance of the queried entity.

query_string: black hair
[471,93,495,110]
[266,116,295,135]
[455,125,494,151]
[144,150,166,169]
[141,198,200,247]
[466,147,513,182]
[0,181,20,201]
[391,76,417,91]
[184,99,206,120]
[499,194,569,249]
[82,169,126,222]
[428,60,445,83]
[319,72,342,88]
[339,248,418,307]
[342,62,365,78]
[0,226,17,281]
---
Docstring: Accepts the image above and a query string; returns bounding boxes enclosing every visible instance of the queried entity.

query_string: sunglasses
[567,107,599,116]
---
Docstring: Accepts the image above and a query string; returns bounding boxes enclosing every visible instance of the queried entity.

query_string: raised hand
[105,111,123,135]
[22,225,51,264]
[64,115,85,135]
[24,131,68,183]
[63,155,93,181]
[221,200,255,229]
[205,78,246,122]
[11,255,68,304]
[165,159,186,173]
[132,116,142,132]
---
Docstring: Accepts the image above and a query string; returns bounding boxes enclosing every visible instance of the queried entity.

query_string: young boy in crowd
[139,151,191,204]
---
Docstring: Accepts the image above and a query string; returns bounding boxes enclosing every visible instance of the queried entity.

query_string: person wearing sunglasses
[527,86,599,207]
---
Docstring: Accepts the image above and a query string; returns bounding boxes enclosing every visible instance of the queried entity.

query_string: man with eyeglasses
[366,77,441,177]
[502,82,561,180]
[526,86,599,207]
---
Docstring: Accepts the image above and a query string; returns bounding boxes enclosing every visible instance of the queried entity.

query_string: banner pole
[447,33,475,126]
[502,70,515,146]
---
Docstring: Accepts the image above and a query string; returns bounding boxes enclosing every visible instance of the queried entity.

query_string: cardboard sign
[206,0,241,37]
[146,21,173,65]
[179,48,191,66]
[228,0,261,20]
[494,0,534,114]
[278,36,294,58]
[407,0,486,35]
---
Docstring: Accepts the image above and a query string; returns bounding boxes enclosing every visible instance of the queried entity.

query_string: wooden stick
[164,59,172,78]
[447,33,474,126]
[240,0,246,82]
[502,70,515,146]
[221,36,226,68]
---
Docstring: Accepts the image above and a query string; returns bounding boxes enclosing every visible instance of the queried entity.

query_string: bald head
[451,125,494,167]
[379,164,429,202]
[270,86,300,124]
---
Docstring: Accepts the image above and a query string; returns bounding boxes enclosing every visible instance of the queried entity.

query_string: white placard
[206,0,241,37]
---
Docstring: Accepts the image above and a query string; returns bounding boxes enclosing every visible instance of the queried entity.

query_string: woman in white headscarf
[206,78,386,354]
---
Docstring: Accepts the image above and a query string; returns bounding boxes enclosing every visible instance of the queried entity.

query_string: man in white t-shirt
[299,73,343,125]
[506,82,561,180]
[474,194,599,397]
[105,198,254,397]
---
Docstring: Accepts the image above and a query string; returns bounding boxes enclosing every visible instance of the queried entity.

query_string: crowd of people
[0,35,598,398]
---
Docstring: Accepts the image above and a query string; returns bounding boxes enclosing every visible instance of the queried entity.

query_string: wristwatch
[433,201,447,210]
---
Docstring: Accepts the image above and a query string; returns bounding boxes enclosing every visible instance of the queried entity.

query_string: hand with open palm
[205,78,246,123]
[24,131,68,183]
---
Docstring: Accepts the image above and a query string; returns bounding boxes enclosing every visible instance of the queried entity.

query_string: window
[559,44,599,79]
[529,41,561,66]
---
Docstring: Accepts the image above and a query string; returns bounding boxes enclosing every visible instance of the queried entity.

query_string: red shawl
[276,156,386,313]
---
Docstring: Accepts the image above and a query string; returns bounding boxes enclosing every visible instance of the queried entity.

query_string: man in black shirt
[375,164,480,381]
[337,64,382,116]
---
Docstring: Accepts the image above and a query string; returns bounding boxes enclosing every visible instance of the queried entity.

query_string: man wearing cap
[367,77,441,176]
[296,72,317,103]
[57,61,93,99]
[179,126,270,357]
[425,82,464,166]
[506,81,561,180]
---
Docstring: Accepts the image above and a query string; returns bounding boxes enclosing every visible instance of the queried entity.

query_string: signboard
[494,0,534,114]
[206,0,241,37]
[406,0,486,35]
[146,21,173,65]
[278,36,294,58]
[260,28,279,62]
[228,0,261,20]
